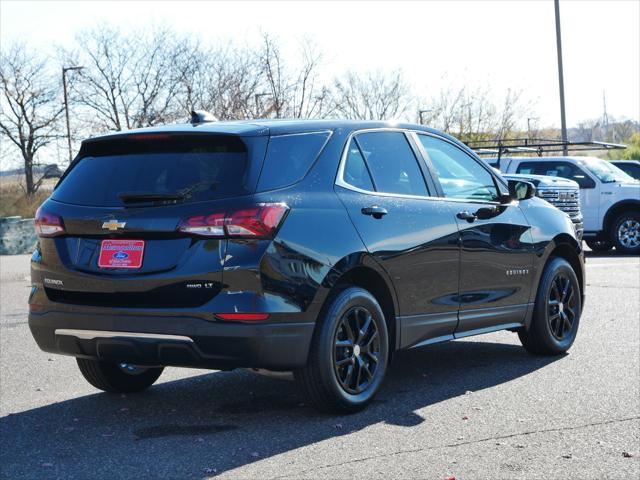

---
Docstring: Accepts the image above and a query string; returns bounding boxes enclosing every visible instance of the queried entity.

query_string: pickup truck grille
[537,188,581,220]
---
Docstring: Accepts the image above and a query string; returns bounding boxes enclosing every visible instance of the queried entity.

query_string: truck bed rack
[465,138,626,160]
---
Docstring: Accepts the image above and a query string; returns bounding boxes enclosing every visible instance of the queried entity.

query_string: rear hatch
[36,131,268,309]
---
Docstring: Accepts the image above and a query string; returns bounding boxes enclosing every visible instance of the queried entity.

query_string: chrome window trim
[269,130,333,139]
[54,329,193,342]
[334,127,443,201]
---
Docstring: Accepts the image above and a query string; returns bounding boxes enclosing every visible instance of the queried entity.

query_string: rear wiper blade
[118,191,185,203]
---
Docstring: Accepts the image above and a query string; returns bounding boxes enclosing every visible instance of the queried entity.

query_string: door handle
[456,210,477,222]
[361,205,388,219]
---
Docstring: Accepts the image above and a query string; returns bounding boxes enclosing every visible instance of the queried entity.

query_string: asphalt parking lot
[1,252,638,479]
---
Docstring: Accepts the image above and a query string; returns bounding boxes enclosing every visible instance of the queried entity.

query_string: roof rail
[465,138,626,161]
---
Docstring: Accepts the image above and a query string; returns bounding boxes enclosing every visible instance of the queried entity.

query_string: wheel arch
[602,200,640,236]
[316,254,400,359]
[543,235,584,306]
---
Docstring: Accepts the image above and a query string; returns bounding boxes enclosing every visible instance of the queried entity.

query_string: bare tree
[67,26,136,131]
[207,45,264,120]
[130,28,184,127]
[331,70,411,120]
[288,39,331,119]
[0,43,64,194]
[259,32,288,118]
[66,26,187,132]
[253,33,331,119]
[494,88,527,140]
[422,83,530,142]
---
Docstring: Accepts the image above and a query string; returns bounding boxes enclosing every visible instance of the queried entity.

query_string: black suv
[29,119,584,413]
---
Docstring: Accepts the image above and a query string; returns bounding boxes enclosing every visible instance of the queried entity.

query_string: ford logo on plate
[113,251,129,259]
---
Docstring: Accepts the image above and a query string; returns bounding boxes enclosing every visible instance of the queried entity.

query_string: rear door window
[52,134,264,207]
[257,131,331,191]
[354,131,429,196]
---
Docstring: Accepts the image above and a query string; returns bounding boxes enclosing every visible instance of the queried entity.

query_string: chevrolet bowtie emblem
[102,220,126,231]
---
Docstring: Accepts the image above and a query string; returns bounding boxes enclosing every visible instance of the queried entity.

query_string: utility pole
[554,0,568,155]
[418,109,432,125]
[62,66,84,164]
[527,117,539,140]
[255,92,269,118]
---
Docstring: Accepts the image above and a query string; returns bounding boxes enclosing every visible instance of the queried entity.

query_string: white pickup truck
[496,156,640,254]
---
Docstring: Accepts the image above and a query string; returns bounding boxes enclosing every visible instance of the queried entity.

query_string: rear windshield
[52,134,263,207]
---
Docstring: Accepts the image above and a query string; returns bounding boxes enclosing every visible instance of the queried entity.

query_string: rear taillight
[35,207,65,237]
[178,203,288,239]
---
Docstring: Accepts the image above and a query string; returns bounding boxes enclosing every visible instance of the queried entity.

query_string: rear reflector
[216,313,270,322]
[178,203,288,239]
[35,207,65,237]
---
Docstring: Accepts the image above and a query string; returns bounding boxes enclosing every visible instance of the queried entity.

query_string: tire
[76,358,163,393]
[611,211,640,255]
[585,239,613,252]
[296,286,389,414]
[518,257,581,355]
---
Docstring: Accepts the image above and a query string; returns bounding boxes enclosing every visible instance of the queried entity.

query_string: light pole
[554,0,568,155]
[254,92,269,118]
[418,109,432,125]
[527,117,539,140]
[62,66,84,164]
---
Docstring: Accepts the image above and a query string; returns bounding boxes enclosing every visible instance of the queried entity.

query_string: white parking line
[587,262,640,268]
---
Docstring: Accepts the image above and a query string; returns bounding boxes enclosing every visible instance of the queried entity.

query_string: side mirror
[507,179,536,201]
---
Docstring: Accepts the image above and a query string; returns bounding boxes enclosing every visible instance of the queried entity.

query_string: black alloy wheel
[547,273,578,341]
[333,306,381,395]
[518,257,581,355]
[76,358,164,393]
[296,286,389,413]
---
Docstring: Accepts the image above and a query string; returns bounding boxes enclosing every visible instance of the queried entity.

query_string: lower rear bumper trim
[54,329,193,343]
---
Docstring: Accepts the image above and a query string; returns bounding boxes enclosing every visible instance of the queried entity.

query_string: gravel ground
[0,252,638,479]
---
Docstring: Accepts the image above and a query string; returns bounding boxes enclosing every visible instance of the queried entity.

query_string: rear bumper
[29,310,314,371]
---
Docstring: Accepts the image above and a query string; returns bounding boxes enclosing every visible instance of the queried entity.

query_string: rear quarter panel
[225,128,386,322]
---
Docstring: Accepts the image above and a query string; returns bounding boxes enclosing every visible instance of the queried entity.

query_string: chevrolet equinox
[29,118,585,413]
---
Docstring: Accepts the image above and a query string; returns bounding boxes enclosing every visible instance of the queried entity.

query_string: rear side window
[53,135,263,207]
[257,132,331,191]
[354,131,428,196]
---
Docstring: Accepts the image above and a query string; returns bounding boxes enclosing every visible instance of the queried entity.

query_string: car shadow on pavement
[0,339,562,479]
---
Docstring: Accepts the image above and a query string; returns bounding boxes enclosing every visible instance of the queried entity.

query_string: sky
[1,0,639,130]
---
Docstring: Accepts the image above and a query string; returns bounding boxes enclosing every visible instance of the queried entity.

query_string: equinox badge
[102,220,126,231]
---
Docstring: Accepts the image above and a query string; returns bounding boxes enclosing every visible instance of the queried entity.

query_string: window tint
[418,135,499,202]
[257,131,330,191]
[354,131,428,196]
[53,135,254,207]
[343,139,375,191]
[516,161,595,187]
